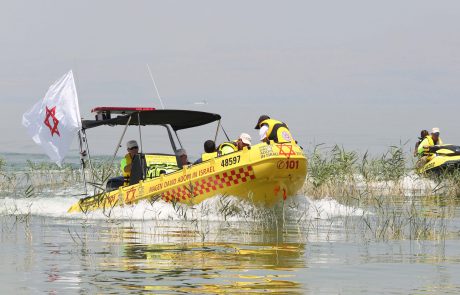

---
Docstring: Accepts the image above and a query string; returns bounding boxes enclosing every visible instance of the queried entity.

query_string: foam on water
[0,196,80,218]
[349,172,436,197]
[303,196,366,219]
[0,190,367,222]
[400,172,437,193]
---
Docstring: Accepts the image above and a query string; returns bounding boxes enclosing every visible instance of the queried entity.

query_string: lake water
[1,153,460,294]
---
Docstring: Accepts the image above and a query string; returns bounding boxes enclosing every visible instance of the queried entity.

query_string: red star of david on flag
[276,144,296,158]
[22,70,82,166]
[44,106,60,137]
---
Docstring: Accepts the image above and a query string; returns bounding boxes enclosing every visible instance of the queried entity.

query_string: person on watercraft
[417,127,443,156]
[415,127,444,169]
[194,140,218,164]
[236,133,251,151]
[414,130,429,157]
[120,140,139,180]
[255,115,294,143]
[176,148,191,167]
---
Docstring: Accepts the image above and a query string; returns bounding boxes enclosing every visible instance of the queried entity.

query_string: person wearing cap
[416,127,444,169]
[255,115,294,143]
[120,140,139,180]
[236,133,251,151]
[176,148,191,167]
[417,127,443,156]
[217,133,252,156]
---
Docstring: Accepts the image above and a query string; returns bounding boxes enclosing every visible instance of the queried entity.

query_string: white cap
[431,127,440,134]
[176,148,187,156]
[126,140,138,149]
[239,133,252,145]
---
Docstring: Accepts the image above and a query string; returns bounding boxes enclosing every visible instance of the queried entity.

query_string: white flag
[22,70,82,167]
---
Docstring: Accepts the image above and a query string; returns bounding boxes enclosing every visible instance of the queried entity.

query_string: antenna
[146,64,165,109]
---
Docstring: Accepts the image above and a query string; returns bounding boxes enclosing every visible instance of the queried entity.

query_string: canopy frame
[78,108,223,195]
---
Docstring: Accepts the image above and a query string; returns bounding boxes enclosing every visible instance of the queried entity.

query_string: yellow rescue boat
[68,107,307,213]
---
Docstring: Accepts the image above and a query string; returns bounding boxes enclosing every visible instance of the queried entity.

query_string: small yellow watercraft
[68,107,307,213]
[418,145,460,175]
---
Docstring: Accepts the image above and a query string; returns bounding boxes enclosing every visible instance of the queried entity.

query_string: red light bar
[91,106,156,113]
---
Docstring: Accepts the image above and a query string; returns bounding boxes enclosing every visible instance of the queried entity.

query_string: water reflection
[93,223,306,294]
[4,188,460,294]
[3,211,460,294]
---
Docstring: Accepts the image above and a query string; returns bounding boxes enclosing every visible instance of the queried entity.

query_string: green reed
[0,157,119,200]
[2,148,459,244]
[303,144,458,241]
[25,160,83,189]
[0,156,5,171]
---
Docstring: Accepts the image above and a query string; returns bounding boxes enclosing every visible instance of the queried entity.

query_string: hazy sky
[1,1,460,158]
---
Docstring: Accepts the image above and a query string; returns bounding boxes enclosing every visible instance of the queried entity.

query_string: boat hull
[68,142,307,213]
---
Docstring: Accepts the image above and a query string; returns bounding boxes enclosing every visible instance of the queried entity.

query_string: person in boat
[217,141,238,156]
[416,127,444,169]
[255,115,294,143]
[236,133,251,151]
[194,140,218,164]
[202,140,218,159]
[120,140,139,181]
[176,148,191,167]
[414,130,429,157]
[217,133,251,156]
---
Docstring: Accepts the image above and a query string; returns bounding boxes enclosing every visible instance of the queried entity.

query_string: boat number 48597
[221,155,241,167]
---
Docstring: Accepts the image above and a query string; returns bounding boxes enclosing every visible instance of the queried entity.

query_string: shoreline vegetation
[1,145,459,243]
[303,144,460,241]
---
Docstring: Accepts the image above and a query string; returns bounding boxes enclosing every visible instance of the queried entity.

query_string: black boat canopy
[81,109,221,131]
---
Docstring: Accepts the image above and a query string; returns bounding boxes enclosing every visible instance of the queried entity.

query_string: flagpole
[78,130,88,195]
[71,68,89,196]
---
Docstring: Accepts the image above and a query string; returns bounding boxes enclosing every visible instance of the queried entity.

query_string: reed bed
[303,144,460,241]
[2,149,460,243]
[0,157,119,198]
